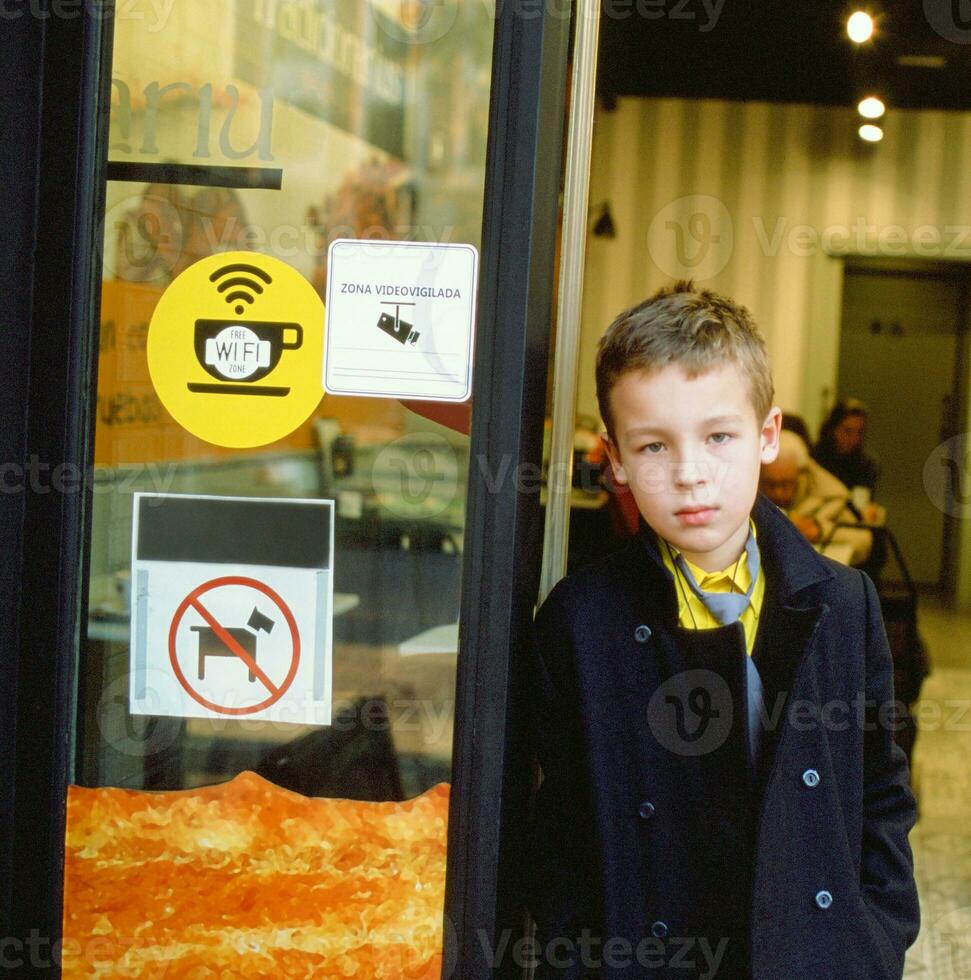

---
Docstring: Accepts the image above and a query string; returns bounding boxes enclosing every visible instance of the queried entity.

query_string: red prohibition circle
[168,575,300,716]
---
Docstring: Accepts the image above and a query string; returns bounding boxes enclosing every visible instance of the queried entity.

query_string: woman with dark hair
[812,396,881,499]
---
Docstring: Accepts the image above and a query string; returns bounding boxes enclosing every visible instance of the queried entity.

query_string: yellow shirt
[659,518,765,656]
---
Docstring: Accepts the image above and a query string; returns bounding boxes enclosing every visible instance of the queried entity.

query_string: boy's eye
[636,434,732,453]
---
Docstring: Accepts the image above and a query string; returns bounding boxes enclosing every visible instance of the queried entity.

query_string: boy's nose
[674,460,710,488]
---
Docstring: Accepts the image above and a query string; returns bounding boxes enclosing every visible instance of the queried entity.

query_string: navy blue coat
[526,491,919,978]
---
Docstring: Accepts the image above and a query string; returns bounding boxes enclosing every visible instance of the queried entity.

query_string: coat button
[638,800,656,820]
[802,768,820,788]
[634,625,652,643]
[650,920,668,939]
[815,890,833,910]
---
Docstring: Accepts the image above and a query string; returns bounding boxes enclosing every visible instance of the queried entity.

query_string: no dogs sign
[128,493,334,725]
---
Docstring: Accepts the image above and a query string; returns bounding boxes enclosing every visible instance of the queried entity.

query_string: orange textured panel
[62,772,449,978]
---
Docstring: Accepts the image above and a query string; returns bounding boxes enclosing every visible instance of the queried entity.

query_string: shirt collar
[662,517,758,588]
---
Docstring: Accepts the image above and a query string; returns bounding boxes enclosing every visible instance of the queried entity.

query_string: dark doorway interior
[837,259,971,595]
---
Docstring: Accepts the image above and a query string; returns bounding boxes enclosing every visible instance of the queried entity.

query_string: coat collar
[632,490,835,621]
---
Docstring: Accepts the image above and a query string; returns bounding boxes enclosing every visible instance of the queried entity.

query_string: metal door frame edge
[8,2,115,968]
[445,5,571,978]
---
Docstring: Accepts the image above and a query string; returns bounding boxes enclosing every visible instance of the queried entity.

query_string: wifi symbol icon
[210,262,273,315]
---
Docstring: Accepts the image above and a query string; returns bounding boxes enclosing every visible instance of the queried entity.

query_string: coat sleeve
[525,586,601,978]
[858,569,921,971]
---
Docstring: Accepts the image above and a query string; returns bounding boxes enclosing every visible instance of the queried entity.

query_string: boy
[526,282,919,978]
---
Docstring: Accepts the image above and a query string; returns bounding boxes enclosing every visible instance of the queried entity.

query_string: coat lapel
[617,493,835,779]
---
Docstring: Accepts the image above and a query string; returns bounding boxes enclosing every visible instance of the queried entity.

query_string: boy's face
[603,362,782,572]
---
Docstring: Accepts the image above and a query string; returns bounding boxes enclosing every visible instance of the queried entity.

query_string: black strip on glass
[137,496,331,569]
[106,161,283,190]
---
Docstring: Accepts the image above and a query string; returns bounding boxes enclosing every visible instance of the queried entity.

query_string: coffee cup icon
[189,319,304,396]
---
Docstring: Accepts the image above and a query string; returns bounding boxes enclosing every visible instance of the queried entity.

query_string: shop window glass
[64,3,494,974]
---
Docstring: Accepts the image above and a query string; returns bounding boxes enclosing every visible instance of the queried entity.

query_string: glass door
[28,3,569,977]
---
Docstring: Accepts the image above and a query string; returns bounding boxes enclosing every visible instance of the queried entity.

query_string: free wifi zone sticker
[147,251,325,448]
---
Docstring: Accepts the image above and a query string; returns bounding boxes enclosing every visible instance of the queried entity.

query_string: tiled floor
[903,594,971,978]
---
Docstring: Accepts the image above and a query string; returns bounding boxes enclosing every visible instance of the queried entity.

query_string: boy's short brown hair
[595,280,775,444]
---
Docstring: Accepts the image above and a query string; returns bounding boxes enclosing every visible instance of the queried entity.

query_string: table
[398,622,459,656]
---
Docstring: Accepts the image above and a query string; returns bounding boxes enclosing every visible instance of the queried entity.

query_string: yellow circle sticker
[147,251,324,448]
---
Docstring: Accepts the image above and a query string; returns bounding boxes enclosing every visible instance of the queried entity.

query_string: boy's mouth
[675,505,718,525]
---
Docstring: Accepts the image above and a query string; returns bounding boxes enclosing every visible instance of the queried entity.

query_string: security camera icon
[377,305,420,346]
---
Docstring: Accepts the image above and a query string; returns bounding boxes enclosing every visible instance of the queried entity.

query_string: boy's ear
[759,407,783,464]
[602,433,629,484]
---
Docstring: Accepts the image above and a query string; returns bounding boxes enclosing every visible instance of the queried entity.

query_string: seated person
[811,397,881,508]
[760,430,873,566]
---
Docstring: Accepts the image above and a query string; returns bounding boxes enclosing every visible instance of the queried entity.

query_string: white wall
[579,96,971,434]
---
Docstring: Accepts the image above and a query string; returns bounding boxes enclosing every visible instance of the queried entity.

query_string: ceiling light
[847,11,874,43]
[897,54,947,69]
[858,96,885,119]
[859,124,883,143]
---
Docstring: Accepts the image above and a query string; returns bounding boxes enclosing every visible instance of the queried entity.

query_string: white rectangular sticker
[323,238,478,401]
[128,493,334,727]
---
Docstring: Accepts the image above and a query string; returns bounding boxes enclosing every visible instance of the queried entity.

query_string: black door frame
[446,7,570,978]
[0,2,570,976]
[2,0,115,962]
